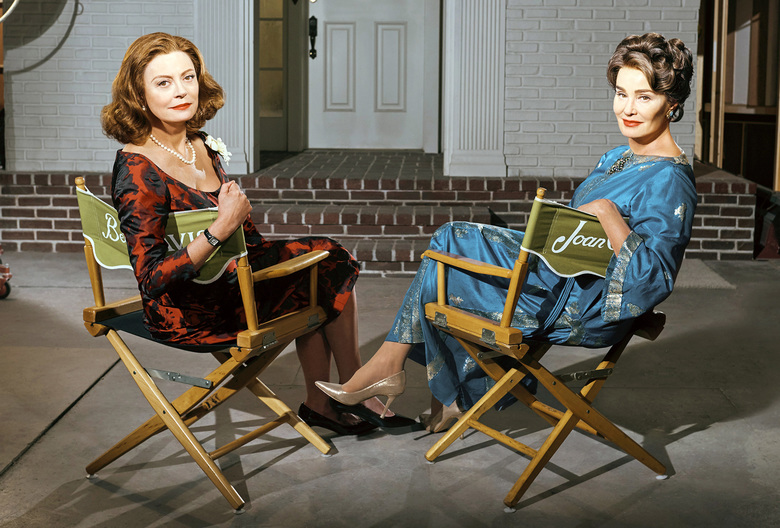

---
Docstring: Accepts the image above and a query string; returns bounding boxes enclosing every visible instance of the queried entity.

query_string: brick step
[251,203,499,239]
[238,173,569,208]
[343,238,427,275]
[0,163,759,264]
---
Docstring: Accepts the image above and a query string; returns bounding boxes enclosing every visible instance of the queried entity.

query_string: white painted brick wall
[505,0,701,177]
[3,0,195,172]
[3,1,700,176]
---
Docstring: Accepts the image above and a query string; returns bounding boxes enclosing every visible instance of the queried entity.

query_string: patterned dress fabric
[387,146,698,409]
[112,131,359,346]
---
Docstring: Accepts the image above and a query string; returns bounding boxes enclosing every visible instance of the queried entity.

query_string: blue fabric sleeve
[601,165,697,322]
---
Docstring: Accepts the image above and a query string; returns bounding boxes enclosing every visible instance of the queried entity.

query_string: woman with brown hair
[318,33,698,432]
[102,32,389,436]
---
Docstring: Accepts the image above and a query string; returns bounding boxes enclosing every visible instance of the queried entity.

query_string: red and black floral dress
[111,132,359,346]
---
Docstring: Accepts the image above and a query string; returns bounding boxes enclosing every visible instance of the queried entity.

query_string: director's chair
[423,188,668,511]
[75,176,332,512]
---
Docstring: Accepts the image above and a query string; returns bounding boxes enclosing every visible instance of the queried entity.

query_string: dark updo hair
[606,33,693,122]
[101,32,224,145]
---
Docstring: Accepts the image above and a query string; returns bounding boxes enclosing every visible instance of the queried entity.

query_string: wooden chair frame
[76,177,332,512]
[422,188,668,510]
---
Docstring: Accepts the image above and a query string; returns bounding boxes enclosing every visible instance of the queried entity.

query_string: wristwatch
[203,228,221,247]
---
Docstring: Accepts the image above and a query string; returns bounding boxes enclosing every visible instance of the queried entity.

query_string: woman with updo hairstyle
[317,33,699,435]
[102,32,395,437]
[606,32,694,123]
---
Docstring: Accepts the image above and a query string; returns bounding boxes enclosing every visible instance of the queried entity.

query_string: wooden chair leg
[521,356,666,476]
[244,378,332,455]
[503,406,582,509]
[101,330,245,511]
[86,354,245,474]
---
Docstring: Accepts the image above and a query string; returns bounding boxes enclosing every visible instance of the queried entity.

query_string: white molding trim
[195,1,255,174]
[423,0,441,153]
[442,0,507,176]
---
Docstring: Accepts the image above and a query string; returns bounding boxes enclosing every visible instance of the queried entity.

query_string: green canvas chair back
[521,195,617,278]
[76,186,247,284]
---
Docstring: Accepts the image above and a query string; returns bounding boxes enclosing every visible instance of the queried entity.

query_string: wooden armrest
[83,294,143,323]
[252,250,330,282]
[422,250,513,279]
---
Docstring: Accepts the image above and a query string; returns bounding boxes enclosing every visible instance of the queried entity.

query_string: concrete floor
[0,250,779,527]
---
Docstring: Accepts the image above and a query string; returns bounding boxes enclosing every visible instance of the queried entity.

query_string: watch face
[204,230,220,246]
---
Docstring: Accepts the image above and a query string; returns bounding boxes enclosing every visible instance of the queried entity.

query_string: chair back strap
[521,196,617,278]
[76,186,247,283]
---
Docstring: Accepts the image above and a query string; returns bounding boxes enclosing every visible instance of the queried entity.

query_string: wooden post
[775,10,780,191]
[710,0,728,167]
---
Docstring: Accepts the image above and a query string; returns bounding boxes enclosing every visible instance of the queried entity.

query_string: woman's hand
[187,181,252,269]
[208,181,252,241]
[577,199,631,256]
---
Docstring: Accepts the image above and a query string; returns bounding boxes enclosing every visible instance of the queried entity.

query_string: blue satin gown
[386,146,698,409]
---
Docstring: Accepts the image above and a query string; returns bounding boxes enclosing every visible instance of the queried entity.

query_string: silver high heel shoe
[315,371,405,419]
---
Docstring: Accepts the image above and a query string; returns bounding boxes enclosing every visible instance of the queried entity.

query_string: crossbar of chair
[210,418,287,460]
[556,367,613,383]
[145,368,213,389]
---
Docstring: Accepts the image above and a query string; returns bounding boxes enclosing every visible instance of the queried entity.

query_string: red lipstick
[171,103,191,110]
[622,119,641,127]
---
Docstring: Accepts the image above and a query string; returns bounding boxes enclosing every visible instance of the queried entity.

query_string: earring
[141,105,146,111]
[667,109,674,120]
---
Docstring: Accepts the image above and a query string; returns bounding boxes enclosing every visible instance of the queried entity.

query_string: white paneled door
[307,0,438,150]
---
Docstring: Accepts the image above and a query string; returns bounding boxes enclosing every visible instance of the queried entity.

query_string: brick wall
[689,169,757,260]
[0,153,757,266]
[504,0,701,177]
[2,0,194,172]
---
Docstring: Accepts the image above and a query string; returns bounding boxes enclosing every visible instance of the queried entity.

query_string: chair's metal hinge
[308,314,321,328]
[434,312,448,329]
[481,328,496,346]
[145,368,213,389]
[557,367,613,383]
[263,332,278,347]
[477,350,504,360]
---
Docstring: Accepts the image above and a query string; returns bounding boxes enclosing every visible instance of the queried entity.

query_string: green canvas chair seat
[75,177,333,512]
[422,187,668,511]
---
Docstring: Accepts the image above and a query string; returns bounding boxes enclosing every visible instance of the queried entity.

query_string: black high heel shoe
[329,399,418,430]
[297,403,377,436]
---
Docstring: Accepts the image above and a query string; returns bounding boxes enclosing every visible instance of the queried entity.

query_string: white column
[194,1,255,174]
[442,0,507,177]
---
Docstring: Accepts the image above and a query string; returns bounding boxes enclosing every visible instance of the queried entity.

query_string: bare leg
[321,291,361,383]
[319,291,395,416]
[295,330,342,420]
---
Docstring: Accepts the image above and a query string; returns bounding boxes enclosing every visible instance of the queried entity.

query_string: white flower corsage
[204,135,232,166]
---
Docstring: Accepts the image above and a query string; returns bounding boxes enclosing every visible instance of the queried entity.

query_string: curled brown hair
[101,32,224,145]
[606,33,693,122]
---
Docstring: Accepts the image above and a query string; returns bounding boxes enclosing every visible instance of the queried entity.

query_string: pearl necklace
[149,134,196,165]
